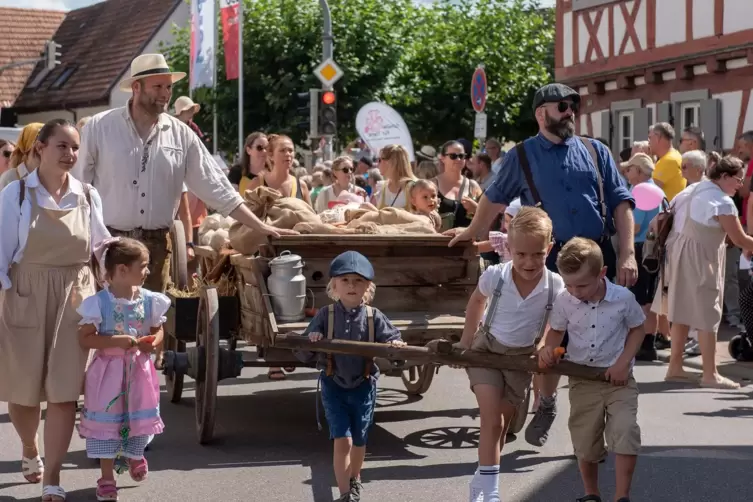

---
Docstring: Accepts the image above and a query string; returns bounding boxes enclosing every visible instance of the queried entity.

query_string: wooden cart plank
[306,284,472,313]
[278,312,466,331]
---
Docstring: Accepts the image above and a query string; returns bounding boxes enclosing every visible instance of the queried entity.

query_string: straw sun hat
[118,53,186,92]
[174,96,200,115]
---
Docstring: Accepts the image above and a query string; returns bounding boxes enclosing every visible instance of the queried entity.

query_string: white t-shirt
[671,179,737,234]
[477,262,565,347]
[374,180,409,209]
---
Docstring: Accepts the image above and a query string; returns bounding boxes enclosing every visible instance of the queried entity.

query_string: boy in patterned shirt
[539,237,645,502]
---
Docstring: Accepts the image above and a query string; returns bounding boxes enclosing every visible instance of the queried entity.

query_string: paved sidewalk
[656,324,753,383]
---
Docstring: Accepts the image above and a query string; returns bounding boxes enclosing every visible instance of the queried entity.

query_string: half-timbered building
[555,0,753,155]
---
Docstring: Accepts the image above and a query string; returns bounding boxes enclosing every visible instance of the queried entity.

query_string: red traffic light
[321,91,336,105]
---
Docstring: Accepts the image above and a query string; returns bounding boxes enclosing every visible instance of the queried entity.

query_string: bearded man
[447,83,637,449]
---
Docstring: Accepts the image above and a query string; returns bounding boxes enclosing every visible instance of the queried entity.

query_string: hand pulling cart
[162,234,482,443]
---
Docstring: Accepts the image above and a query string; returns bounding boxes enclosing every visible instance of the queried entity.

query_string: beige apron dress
[652,183,726,333]
[0,184,95,406]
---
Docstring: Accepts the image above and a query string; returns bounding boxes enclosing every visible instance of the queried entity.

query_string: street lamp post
[318,0,334,161]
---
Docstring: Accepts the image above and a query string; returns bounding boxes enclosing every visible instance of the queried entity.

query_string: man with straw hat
[73,53,296,300]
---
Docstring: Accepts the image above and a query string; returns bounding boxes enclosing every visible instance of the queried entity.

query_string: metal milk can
[267,250,307,322]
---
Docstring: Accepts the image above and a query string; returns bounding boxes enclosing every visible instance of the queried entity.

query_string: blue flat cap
[329,251,374,281]
[532,83,580,111]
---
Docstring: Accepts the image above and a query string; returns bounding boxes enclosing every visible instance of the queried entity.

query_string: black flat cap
[532,83,580,111]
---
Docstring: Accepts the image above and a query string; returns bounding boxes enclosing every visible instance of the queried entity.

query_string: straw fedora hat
[119,53,186,92]
[174,96,200,115]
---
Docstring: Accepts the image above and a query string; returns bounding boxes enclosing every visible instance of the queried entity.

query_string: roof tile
[14,0,182,112]
[0,7,65,105]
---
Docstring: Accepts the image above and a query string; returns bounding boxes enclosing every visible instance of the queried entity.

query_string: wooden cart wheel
[195,286,220,444]
[170,219,189,290]
[164,334,185,403]
[509,385,532,435]
[401,364,435,395]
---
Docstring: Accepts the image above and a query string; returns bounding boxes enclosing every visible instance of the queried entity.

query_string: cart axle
[163,346,244,382]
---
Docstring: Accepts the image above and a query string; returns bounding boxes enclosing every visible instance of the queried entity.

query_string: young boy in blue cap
[297,250,405,502]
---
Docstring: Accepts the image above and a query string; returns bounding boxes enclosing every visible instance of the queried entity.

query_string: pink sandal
[96,478,118,501]
[128,457,148,482]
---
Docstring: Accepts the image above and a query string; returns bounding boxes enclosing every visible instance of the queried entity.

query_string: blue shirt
[484,134,634,242]
[632,179,661,243]
[296,301,401,389]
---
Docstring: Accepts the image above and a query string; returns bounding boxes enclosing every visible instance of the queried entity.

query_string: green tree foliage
[163,0,553,154]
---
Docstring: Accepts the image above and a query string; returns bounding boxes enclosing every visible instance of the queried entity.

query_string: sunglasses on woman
[337,167,353,174]
[253,145,267,152]
[556,101,579,113]
[445,153,470,160]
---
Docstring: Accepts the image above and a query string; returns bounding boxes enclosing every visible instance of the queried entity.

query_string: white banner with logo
[355,102,415,162]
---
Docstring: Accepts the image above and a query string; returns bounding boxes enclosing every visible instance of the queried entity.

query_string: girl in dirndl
[77,238,168,501]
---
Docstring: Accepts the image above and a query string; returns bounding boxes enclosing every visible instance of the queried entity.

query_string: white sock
[479,465,500,502]
[469,467,483,502]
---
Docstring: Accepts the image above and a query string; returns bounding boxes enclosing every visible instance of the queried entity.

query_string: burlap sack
[345,207,429,227]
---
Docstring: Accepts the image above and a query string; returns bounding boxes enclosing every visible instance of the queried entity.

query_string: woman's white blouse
[77,288,171,331]
[671,179,737,234]
[374,180,408,209]
[0,170,111,290]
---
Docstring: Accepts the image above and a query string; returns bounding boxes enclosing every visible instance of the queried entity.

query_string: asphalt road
[0,360,751,502]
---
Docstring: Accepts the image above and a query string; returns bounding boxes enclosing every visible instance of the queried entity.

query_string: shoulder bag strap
[326,305,335,376]
[578,137,607,233]
[516,143,543,208]
[482,274,505,332]
[363,306,375,378]
[454,176,468,219]
[19,179,25,207]
[534,270,555,343]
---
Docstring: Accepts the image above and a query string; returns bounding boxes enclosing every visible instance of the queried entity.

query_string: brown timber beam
[273,335,607,381]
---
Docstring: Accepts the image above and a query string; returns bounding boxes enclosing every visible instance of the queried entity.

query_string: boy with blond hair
[460,207,565,502]
[539,237,645,502]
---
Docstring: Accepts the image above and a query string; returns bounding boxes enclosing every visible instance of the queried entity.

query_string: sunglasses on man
[445,153,471,160]
[556,101,579,113]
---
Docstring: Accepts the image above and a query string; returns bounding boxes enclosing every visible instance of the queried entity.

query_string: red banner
[220,0,240,81]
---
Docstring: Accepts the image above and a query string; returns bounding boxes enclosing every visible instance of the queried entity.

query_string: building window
[51,66,76,90]
[618,111,634,152]
[681,102,700,130]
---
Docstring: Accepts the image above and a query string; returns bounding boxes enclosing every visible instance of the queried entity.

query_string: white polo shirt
[549,279,645,367]
[478,262,565,347]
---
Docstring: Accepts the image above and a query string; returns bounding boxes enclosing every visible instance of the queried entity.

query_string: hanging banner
[220,0,240,81]
[355,102,415,162]
[190,0,216,90]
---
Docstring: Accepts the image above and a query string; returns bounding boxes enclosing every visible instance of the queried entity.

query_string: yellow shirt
[652,149,686,201]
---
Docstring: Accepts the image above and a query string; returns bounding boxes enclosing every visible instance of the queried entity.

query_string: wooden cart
[162,234,482,443]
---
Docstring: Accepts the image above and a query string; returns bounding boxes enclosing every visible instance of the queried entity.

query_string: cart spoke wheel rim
[195,286,219,443]
[170,219,189,290]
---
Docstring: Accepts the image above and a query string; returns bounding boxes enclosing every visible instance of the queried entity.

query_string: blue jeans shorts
[320,376,376,446]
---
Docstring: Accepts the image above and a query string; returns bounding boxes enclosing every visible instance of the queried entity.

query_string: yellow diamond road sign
[314,58,344,87]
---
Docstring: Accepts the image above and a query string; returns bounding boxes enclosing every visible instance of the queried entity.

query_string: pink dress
[76,287,169,459]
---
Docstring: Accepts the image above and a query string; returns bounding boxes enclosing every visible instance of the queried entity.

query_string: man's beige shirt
[72,106,242,231]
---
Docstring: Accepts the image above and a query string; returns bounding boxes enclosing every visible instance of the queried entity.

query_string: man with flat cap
[448,83,637,449]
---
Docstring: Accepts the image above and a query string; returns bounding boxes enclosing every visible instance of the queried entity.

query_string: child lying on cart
[539,237,645,502]
[457,207,565,502]
[295,250,405,502]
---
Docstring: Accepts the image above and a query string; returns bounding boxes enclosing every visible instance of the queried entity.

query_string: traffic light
[318,90,337,137]
[295,89,319,138]
[44,40,62,71]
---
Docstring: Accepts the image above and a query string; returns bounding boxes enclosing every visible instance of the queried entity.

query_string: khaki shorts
[568,376,641,462]
[465,331,534,406]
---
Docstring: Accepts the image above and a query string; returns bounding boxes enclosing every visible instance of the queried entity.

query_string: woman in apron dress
[652,156,753,390]
[0,119,110,501]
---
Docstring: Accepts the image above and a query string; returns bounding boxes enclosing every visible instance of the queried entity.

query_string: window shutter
[633,108,651,145]
[700,99,722,152]
[672,102,682,147]
[600,110,612,151]
[611,111,620,157]
[656,102,672,124]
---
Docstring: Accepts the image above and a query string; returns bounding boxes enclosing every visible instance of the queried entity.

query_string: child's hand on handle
[538,347,565,369]
[387,340,406,347]
[308,332,324,342]
[605,361,630,386]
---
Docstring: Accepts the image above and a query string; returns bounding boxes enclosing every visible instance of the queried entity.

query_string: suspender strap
[516,143,543,208]
[578,137,607,234]
[363,306,375,378]
[325,305,335,377]
[19,179,25,207]
[482,274,506,332]
[535,270,555,343]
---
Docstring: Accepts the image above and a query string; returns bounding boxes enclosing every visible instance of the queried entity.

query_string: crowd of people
[0,48,750,502]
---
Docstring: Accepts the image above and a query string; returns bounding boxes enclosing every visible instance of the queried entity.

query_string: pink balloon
[633,182,664,211]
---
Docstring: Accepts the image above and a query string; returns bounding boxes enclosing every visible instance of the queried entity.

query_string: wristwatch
[186,242,195,249]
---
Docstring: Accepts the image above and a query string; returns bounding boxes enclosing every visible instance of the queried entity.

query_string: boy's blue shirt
[295,301,402,389]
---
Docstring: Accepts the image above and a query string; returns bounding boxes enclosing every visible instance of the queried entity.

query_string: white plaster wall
[614,4,627,54]
[563,11,573,67]
[591,111,603,139]
[712,91,743,150]
[724,0,753,35]
[655,0,686,47]
[692,0,715,39]
[633,0,647,50]
[578,12,590,62]
[742,90,753,133]
[580,114,588,135]
[110,2,191,109]
[18,105,109,126]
